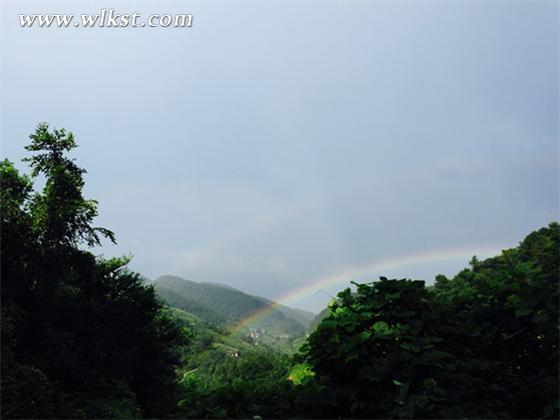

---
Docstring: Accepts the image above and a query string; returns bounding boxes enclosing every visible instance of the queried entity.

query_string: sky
[2,1,558,312]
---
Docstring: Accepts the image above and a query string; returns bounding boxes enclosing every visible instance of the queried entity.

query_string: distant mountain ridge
[254,296,315,328]
[200,281,239,291]
[153,275,315,337]
[200,281,316,327]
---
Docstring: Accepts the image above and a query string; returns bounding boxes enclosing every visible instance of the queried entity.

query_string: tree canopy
[299,223,559,418]
[1,124,186,418]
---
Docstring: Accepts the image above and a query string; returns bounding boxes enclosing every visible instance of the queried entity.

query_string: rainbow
[229,243,511,336]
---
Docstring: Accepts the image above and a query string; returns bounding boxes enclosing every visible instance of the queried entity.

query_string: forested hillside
[156,285,228,326]
[167,307,299,417]
[1,125,558,419]
[154,275,309,337]
[255,296,315,329]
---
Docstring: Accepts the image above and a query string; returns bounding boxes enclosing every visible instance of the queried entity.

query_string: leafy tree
[301,223,559,418]
[23,124,115,248]
[1,124,185,418]
[432,223,559,418]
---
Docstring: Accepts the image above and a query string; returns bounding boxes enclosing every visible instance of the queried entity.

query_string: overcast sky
[2,1,558,312]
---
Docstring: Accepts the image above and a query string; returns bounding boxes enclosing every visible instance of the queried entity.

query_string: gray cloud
[2,1,558,311]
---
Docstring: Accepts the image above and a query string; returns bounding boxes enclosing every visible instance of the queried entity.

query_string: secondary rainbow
[229,243,510,336]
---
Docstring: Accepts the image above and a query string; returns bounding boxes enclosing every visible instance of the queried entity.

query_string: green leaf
[372,321,392,335]
[398,381,410,403]
[287,363,315,386]
[515,307,532,317]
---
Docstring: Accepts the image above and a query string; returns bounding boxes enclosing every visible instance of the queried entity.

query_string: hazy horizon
[2,1,558,312]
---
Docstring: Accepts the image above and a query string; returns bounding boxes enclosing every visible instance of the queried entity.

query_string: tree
[1,124,186,418]
[23,123,115,248]
[301,223,559,418]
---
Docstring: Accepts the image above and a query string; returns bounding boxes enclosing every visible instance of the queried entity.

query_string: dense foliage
[1,124,185,418]
[177,344,298,418]
[301,223,559,418]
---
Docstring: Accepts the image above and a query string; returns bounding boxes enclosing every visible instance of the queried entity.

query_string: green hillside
[255,296,316,329]
[154,275,309,338]
[156,285,227,326]
[194,281,316,329]
[197,281,316,328]
[201,282,239,291]
[168,307,297,417]
[175,279,316,329]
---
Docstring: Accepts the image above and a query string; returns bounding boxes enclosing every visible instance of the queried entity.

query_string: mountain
[154,275,312,338]
[156,286,227,326]
[201,281,238,291]
[184,280,316,328]
[194,281,316,328]
[255,296,316,329]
